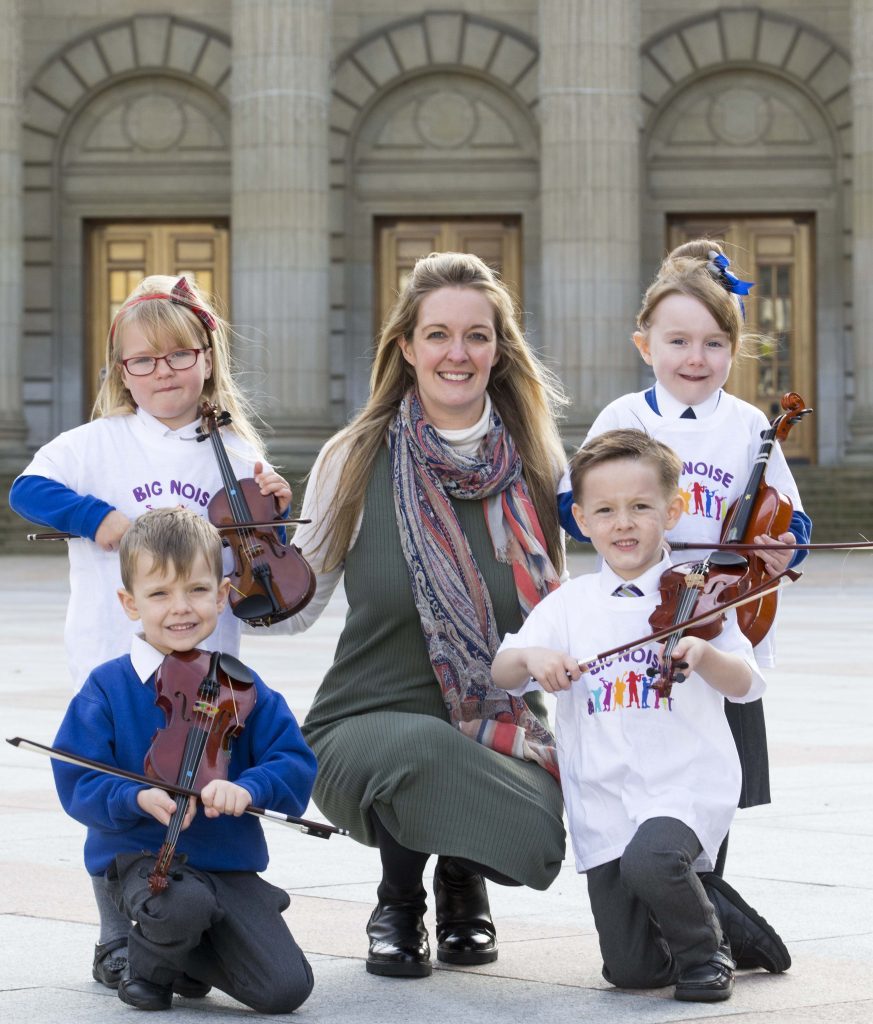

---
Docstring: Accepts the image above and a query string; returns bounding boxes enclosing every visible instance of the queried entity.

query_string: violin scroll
[774,392,813,443]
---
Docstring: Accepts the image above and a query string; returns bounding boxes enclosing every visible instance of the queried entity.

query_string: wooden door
[667,216,815,461]
[86,221,229,410]
[376,217,522,333]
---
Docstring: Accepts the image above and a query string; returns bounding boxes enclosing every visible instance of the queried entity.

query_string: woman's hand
[254,462,292,516]
[199,779,252,818]
[137,787,197,829]
[95,510,133,551]
[754,531,795,576]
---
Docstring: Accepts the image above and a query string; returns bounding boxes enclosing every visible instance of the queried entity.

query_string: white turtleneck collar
[435,394,493,456]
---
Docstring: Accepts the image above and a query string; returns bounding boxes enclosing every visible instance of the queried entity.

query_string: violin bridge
[683,571,706,588]
[192,700,219,718]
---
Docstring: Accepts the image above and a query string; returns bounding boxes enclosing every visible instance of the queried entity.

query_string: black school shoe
[92,938,128,989]
[117,967,173,1011]
[701,873,791,973]
[433,857,498,965]
[366,898,432,978]
[172,974,211,998]
[674,942,735,1002]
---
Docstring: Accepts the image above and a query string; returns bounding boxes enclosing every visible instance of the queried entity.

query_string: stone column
[231,0,332,472]
[538,0,641,437]
[848,0,873,460]
[0,0,27,471]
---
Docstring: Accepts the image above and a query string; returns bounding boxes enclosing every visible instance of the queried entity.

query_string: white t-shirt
[20,408,265,687]
[496,554,765,873]
[559,388,804,666]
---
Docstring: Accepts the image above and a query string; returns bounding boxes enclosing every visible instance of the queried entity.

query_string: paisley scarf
[388,389,561,781]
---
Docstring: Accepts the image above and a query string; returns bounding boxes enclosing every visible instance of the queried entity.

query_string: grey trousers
[585,817,722,989]
[107,853,313,1014]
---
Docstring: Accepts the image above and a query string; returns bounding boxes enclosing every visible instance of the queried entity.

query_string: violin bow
[670,539,873,552]
[575,566,802,673]
[7,737,348,840]
[27,519,311,542]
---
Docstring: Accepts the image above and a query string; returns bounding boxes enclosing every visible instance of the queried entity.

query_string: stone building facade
[0,0,868,474]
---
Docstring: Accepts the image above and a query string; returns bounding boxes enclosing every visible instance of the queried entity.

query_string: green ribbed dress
[302,448,566,890]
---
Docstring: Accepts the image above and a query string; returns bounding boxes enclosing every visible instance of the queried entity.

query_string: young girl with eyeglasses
[9,275,293,991]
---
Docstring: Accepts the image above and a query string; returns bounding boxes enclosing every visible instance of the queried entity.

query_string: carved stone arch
[23,15,230,163]
[640,8,850,157]
[329,11,538,185]
[329,12,540,415]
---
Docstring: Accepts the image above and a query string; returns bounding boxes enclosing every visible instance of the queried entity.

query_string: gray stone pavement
[1,550,871,1023]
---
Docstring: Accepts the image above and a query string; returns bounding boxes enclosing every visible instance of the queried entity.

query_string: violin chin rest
[217,653,255,686]
[232,593,275,624]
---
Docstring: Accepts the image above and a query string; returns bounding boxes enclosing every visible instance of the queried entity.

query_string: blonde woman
[290,252,567,978]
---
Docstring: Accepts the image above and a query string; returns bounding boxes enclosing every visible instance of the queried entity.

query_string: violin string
[211,427,262,566]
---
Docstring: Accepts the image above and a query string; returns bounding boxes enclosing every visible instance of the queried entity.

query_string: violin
[719,391,812,646]
[644,552,750,698]
[197,402,315,626]
[144,648,258,894]
[575,561,802,693]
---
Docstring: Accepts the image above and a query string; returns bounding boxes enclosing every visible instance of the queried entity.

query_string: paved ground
[1,550,871,1023]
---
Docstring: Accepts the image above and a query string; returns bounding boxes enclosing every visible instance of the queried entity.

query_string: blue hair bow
[707,250,754,318]
[707,251,754,296]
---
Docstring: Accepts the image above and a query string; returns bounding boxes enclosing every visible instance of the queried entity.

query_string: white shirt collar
[654,381,721,420]
[435,393,492,456]
[130,633,166,683]
[135,406,201,441]
[600,551,672,597]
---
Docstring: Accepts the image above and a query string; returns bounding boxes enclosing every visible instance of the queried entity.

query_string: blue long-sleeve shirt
[52,654,317,875]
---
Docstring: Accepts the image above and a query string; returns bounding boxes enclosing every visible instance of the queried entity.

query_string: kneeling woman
[289,251,567,977]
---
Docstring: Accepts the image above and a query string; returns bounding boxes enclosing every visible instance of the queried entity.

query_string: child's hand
[95,510,133,551]
[664,635,707,677]
[525,647,582,693]
[199,779,252,818]
[254,462,292,516]
[137,787,197,829]
[754,531,795,576]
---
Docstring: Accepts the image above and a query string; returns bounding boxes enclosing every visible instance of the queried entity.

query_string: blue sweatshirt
[52,654,318,875]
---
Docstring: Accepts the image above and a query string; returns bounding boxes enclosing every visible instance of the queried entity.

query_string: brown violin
[197,402,315,626]
[720,391,812,646]
[644,553,750,698]
[145,648,257,894]
[576,561,802,695]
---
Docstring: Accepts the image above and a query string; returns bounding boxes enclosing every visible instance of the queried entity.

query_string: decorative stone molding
[330,11,538,178]
[641,8,850,159]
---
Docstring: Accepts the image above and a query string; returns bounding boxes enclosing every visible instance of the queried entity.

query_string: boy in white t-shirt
[492,429,790,1002]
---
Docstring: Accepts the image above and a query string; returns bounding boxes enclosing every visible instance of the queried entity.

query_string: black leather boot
[366,883,431,978]
[433,857,498,965]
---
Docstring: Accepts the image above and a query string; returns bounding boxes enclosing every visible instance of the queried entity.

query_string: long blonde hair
[637,239,750,355]
[92,275,265,457]
[316,252,567,573]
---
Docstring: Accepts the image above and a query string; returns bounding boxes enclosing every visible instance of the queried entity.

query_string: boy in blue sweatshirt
[52,507,317,1013]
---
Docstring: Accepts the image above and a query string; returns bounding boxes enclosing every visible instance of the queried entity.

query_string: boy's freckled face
[118,552,229,655]
[633,293,734,407]
[572,459,684,582]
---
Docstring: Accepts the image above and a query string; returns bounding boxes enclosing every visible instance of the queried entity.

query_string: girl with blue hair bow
[557,239,811,943]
